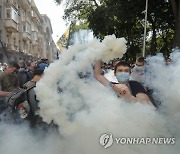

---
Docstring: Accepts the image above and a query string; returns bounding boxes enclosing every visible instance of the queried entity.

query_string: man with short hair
[94,60,151,104]
[0,61,19,111]
[136,57,145,66]
[130,57,146,86]
[0,61,19,95]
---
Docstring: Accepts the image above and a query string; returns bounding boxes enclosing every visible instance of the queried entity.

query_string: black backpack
[6,82,35,108]
[3,81,36,123]
[3,81,58,131]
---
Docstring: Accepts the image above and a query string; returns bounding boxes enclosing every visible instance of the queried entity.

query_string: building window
[11,7,18,23]
[32,32,37,41]
[23,22,31,33]
[6,8,11,19]
[6,7,18,23]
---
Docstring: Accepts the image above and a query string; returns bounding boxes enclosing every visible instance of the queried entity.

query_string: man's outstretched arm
[94,60,109,86]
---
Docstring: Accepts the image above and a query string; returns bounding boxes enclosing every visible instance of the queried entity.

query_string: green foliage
[71,22,89,33]
[55,0,176,62]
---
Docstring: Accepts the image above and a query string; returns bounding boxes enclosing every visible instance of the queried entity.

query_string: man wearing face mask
[94,60,151,104]
[130,57,145,86]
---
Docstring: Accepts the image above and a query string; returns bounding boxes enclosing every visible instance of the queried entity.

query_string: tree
[88,0,175,56]
[54,0,177,61]
[54,0,100,22]
[170,0,180,47]
[88,0,144,59]
[145,0,175,54]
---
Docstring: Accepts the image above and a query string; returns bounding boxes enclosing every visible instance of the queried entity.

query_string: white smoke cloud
[0,123,62,154]
[36,36,179,153]
[145,49,180,138]
[0,36,179,154]
[104,69,118,82]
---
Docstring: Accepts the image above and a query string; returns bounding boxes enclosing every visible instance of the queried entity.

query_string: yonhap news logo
[99,133,175,149]
[99,133,114,148]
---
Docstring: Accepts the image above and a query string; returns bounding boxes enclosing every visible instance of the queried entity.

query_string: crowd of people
[0,59,52,132]
[0,56,171,132]
[0,59,49,96]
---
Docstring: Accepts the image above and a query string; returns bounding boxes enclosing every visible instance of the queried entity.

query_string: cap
[36,63,48,71]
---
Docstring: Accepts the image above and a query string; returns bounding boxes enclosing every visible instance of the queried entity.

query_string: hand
[112,84,132,99]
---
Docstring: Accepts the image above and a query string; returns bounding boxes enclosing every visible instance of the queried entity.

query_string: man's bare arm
[133,93,152,105]
[112,84,152,105]
[94,60,110,86]
[0,91,11,96]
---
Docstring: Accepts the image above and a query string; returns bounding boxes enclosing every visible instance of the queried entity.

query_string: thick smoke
[0,36,179,154]
[145,50,180,138]
[0,123,62,154]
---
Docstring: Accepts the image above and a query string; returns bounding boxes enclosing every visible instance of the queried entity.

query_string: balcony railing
[5,19,19,32]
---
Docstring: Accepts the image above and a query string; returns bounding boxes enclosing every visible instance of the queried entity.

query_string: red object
[18,104,23,108]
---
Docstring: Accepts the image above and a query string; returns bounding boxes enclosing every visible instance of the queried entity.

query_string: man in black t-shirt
[94,60,152,104]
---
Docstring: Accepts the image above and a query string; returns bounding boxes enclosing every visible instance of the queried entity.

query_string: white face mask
[116,72,130,83]
[133,65,144,72]
[19,68,26,72]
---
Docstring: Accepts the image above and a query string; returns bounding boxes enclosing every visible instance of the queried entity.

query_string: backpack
[4,81,36,123]
[4,81,58,131]
[6,82,36,109]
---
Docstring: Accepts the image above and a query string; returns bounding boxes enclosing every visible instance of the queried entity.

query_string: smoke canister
[18,103,28,119]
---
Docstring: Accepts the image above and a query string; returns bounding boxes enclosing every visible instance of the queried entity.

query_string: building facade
[0,0,59,63]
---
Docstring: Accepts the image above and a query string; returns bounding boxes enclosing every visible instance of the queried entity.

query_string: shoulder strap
[26,83,39,117]
[23,81,36,90]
